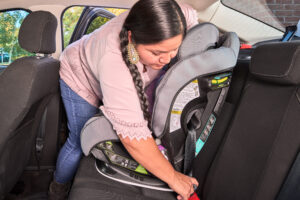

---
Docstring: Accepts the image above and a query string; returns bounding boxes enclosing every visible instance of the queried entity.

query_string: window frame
[60,6,117,50]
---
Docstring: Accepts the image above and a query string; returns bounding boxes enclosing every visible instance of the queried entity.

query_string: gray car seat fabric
[152,26,239,138]
[81,23,239,158]
[200,42,300,200]
[0,11,59,198]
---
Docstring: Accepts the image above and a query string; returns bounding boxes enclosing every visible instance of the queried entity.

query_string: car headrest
[250,42,300,85]
[19,11,57,54]
[152,23,240,138]
[178,23,219,58]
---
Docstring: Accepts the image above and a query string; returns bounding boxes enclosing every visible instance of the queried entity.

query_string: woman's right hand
[120,136,198,199]
[168,170,199,200]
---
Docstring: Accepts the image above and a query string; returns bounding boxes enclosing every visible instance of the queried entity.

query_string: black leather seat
[0,11,59,198]
[194,42,300,200]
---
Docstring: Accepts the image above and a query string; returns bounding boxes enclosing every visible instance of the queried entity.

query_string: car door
[65,6,125,46]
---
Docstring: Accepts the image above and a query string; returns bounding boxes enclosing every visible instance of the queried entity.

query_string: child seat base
[95,160,173,192]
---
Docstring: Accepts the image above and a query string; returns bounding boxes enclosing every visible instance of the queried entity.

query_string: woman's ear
[128,30,132,43]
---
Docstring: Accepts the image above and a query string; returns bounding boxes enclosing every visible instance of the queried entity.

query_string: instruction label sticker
[170,80,200,132]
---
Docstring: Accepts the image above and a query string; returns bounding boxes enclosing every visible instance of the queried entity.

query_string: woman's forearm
[120,136,175,185]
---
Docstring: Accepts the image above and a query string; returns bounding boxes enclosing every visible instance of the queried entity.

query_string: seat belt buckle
[36,137,44,153]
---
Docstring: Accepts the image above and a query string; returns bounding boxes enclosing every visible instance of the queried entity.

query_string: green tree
[86,8,127,34]
[86,16,110,34]
[63,7,127,47]
[62,7,84,48]
[106,8,127,16]
[0,10,31,64]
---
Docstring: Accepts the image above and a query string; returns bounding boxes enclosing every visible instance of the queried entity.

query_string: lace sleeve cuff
[100,106,153,141]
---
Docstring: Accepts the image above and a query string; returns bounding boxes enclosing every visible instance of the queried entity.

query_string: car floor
[4,170,53,200]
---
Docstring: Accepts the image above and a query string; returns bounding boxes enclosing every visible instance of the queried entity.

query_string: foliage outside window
[62,6,127,48]
[62,6,85,48]
[0,10,32,66]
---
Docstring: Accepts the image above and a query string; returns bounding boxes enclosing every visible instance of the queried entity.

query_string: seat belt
[183,73,231,175]
[35,106,48,170]
[32,93,54,170]
[183,90,221,175]
[276,152,300,200]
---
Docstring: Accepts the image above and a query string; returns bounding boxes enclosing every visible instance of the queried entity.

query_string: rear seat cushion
[68,156,177,200]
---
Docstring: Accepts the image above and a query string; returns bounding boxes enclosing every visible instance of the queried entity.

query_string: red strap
[189,193,200,200]
[240,44,252,49]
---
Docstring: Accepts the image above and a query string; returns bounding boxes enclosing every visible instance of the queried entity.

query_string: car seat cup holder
[80,23,240,192]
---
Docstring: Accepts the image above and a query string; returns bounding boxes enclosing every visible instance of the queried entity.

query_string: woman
[49,0,199,199]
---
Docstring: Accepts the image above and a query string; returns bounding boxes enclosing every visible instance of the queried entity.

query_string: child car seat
[80,23,240,191]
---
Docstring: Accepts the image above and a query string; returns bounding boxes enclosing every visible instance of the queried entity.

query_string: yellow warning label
[171,110,182,114]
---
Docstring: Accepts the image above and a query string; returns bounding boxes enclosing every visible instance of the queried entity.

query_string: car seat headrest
[151,24,240,138]
[178,23,219,58]
[250,42,300,85]
[19,11,57,54]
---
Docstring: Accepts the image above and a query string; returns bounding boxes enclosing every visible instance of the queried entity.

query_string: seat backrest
[201,42,300,200]
[0,11,59,197]
[152,23,239,137]
[151,23,239,171]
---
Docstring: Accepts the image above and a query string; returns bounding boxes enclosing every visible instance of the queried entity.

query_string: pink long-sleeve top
[59,4,198,141]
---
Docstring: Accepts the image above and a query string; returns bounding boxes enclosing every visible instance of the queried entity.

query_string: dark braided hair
[119,0,187,128]
[119,28,151,124]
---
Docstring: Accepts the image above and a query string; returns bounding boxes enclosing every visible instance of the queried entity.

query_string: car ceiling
[0,0,218,11]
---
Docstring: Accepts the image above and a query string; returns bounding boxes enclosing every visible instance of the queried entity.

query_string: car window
[86,8,127,34]
[62,6,127,48]
[0,9,32,71]
[62,6,85,48]
[221,0,296,31]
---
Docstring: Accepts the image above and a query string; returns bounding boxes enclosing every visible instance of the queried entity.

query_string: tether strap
[276,152,300,200]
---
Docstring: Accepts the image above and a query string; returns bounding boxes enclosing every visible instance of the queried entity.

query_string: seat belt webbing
[32,93,54,170]
[184,88,228,175]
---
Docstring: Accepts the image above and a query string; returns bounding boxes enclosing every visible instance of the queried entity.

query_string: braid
[119,27,152,128]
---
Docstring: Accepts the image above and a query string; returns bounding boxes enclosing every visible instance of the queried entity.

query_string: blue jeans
[54,79,99,183]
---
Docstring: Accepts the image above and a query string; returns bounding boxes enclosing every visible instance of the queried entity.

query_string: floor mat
[5,169,53,200]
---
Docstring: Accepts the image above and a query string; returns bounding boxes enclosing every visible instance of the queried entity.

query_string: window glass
[62,6,127,47]
[0,9,32,70]
[86,16,110,35]
[86,8,127,34]
[62,6,85,48]
[221,0,294,31]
